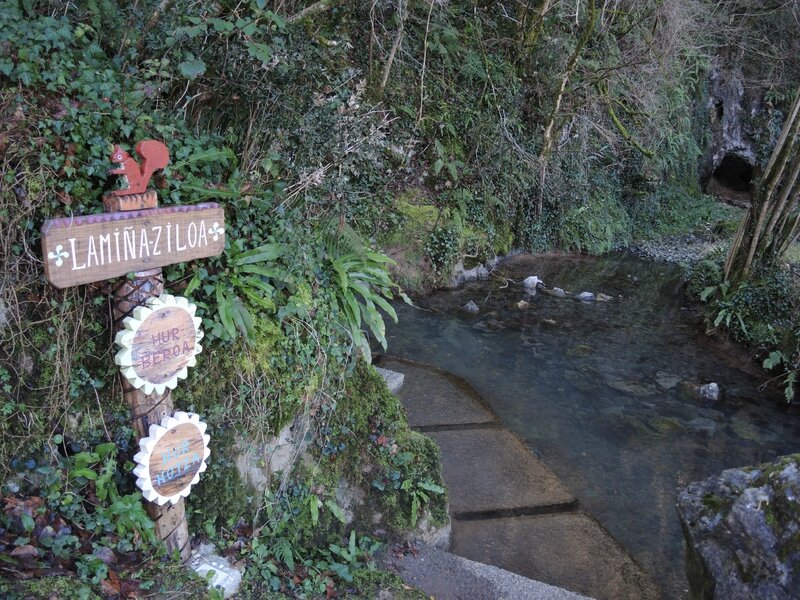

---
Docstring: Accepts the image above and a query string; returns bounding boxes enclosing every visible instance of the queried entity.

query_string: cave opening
[712,154,754,193]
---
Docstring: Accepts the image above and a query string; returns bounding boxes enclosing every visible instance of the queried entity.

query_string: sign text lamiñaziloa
[41,203,225,288]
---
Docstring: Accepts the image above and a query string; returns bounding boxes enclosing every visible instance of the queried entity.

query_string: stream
[385,253,800,598]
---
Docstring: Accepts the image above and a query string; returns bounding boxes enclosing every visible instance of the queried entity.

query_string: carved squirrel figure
[109,140,169,196]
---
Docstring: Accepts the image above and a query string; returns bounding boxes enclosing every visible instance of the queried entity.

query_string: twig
[94,387,112,442]
[417,0,435,126]
[380,0,408,95]
[287,0,339,24]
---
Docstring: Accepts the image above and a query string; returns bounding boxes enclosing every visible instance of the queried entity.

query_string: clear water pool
[386,253,800,598]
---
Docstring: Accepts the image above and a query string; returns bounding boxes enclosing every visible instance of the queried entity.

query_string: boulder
[677,454,800,600]
[679,381,722,403]
[189,543,243,599]
[575,292,595,302]
[450,262,491,287]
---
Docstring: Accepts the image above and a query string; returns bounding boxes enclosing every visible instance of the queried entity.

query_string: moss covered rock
[677,454,800,600]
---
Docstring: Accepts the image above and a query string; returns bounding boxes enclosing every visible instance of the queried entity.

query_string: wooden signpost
[40,140,224,562]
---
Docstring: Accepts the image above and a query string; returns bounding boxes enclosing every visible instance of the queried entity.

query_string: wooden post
[103,192,192,562]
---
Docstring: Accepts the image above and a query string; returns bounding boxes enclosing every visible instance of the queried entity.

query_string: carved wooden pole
[103,190,192,562]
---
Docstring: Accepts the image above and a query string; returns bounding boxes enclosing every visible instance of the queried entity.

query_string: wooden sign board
[133,411,210,506]
[41,203,225,288]
[115,294,203,395]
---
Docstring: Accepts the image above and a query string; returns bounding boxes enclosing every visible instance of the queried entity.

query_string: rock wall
[700,53,763,207]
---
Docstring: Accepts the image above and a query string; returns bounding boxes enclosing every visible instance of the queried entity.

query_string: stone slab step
[428,428,576,516]
[375,366,404,394]
[451,512,659,600]
[386,546,592,600]
[381,357,497,428]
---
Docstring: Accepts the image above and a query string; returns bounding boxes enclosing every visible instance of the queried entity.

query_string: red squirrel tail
[135,140,170,173]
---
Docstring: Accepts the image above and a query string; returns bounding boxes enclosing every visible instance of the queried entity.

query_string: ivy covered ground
[1,0,799,597]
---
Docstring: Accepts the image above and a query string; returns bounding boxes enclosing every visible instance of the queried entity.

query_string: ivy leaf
[178,57,206,80]
[247,42,272,65]
[70,467,98,480]
[210,18,234,32]
[95,443,116,459]
[20,514,35,533]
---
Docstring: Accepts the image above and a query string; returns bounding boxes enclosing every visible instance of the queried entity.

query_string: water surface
[386,253,800,598]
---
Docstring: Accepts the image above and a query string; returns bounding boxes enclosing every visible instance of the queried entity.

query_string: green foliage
[324,224,409,362]
[0,441,210,597]
[699,269,795,347]
[559,189,631,254]
[425,225,461,274]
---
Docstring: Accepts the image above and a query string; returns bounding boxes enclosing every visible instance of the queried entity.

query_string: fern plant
[323,223,409,362]
[186,239,285,342]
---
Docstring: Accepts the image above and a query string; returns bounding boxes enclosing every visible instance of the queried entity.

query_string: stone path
[380,356,659,600]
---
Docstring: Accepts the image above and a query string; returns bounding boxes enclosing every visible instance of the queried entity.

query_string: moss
[778,530,800,561]
[174,316,310,437]
[701,492,731,515]
[5,575,99,600]
[351,568,427,599]
[187,445,256,533]
[337,361,406,435]
[330,363,447,534]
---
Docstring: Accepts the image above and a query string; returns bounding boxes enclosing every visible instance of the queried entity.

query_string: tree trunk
[536,0,598,215]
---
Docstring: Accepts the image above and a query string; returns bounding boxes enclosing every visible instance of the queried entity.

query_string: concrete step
[386,546,593,600]
[451,512,659,600]
[428,427,576,516]
[381,357,497,428]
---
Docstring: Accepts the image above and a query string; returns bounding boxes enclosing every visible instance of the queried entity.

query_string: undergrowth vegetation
[2,0,800,596]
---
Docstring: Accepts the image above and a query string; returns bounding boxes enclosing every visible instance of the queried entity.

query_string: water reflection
[386,253,800,599]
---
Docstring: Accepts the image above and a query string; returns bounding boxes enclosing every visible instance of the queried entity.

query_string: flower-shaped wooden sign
[114,294,203,394]
[133,411,210,505]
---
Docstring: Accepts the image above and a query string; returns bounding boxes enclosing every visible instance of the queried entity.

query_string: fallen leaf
[10,545,38,559]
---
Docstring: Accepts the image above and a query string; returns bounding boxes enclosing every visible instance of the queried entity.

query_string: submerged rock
[523,275,544,290]
[596,293,613,302]
[473,319,505,332]
[566,344,593,358]
[701,382,721,402]
[685,417,719,436]
[515,300,529,310]
[677,454,800,600]
[576,292,595,302]
[462,300,480,315]
[542,286,568,298]
[655,372,681,390]
[450,262,490,287]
